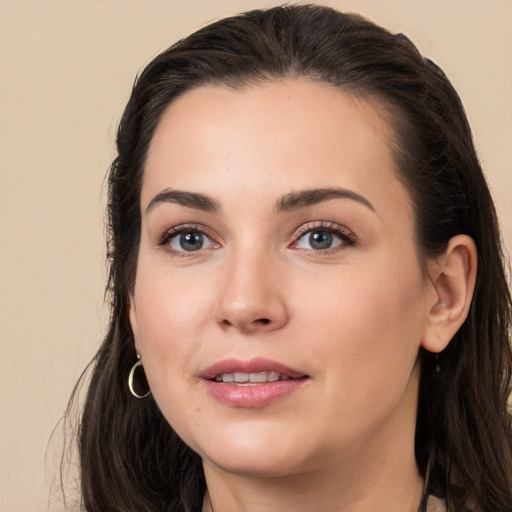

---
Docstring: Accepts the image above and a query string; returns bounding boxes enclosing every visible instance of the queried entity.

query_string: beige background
[0,1,510,511]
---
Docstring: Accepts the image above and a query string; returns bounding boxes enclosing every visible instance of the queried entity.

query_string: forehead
[142,79,412,222]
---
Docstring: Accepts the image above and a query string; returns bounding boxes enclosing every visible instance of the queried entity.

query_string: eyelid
[157,223,221,255]
[290,221,357,250]
[155,220,355,256]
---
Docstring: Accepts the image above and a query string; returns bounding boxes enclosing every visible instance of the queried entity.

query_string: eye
[295,230,342,251]
[162,227,219,254]
[292,222,356,252]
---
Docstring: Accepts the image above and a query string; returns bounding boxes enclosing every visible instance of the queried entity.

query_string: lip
[200,357,307,380]
[200,357,309,408]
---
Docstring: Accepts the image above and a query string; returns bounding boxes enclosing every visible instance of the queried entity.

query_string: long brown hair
[71,5,512,511]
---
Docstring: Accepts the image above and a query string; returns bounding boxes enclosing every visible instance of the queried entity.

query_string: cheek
[131,263,214,391]
[300,264,426,441]
[131,274,214,438]
[300,255,426,387]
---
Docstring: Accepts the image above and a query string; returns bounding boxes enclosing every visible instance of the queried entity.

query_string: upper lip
[200,357,308,380]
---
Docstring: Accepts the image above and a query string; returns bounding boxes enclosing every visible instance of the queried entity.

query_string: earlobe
[421,235,477,353]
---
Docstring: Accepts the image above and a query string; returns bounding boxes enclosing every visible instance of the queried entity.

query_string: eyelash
[157,224,219,257]
[292,221,357,253]
[157,221,356,257]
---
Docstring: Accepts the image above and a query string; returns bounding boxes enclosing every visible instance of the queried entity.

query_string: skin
[129,80,476,512]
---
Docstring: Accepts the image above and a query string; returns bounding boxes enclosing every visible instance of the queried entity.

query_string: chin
[187,423,311,478]
[203,448,307,479]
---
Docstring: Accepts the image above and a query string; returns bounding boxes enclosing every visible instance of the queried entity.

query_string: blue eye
[296,230,341,251]
[168,230,217,252]
[308,231,334,250]
[293,224,355,252]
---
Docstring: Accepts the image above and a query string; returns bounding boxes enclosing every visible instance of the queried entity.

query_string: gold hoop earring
[128,354,151,399]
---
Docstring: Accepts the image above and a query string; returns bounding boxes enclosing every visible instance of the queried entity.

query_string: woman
[74,4,512,511]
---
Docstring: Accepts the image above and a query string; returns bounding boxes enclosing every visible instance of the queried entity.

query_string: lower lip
[203,379,307,408]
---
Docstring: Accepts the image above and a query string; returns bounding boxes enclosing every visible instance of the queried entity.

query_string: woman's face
[129,80,437,477]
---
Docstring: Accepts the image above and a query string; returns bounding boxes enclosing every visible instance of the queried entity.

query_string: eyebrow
[145,186,375,216]
[274,188,375,213]
[145,189,220,214]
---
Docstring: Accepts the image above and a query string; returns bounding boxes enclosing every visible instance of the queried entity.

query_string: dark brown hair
[72,5,512,511]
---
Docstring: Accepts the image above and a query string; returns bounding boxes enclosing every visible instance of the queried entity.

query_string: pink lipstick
[200,357,309,408]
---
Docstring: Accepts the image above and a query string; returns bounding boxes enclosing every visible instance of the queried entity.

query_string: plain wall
[1,1,510,510]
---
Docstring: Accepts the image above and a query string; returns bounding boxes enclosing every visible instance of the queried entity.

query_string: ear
[128,294,142,355]
[421,235,477,353]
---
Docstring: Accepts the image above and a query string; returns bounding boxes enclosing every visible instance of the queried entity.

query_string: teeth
[214,372,292,384]
[249,372,267,383]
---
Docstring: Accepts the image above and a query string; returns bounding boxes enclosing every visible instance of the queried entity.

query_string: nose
[213,252,288,333]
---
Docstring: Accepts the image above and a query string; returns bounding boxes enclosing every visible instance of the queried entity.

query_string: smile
[201,358,309,407]
[213,371,295,384]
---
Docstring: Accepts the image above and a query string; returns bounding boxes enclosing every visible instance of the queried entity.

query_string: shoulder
[425,491,479,512]
[424,462,478,512]
[426,495,447,512]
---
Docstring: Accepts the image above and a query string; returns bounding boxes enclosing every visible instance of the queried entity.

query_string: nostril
[255,318,271,325]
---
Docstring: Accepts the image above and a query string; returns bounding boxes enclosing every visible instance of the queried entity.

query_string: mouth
[212,371,301,385]
[200,357,308,382]
[200,358,309,407]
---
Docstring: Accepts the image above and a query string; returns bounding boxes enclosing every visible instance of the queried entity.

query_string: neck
[202,429,424,512]
[203,462,424,512]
